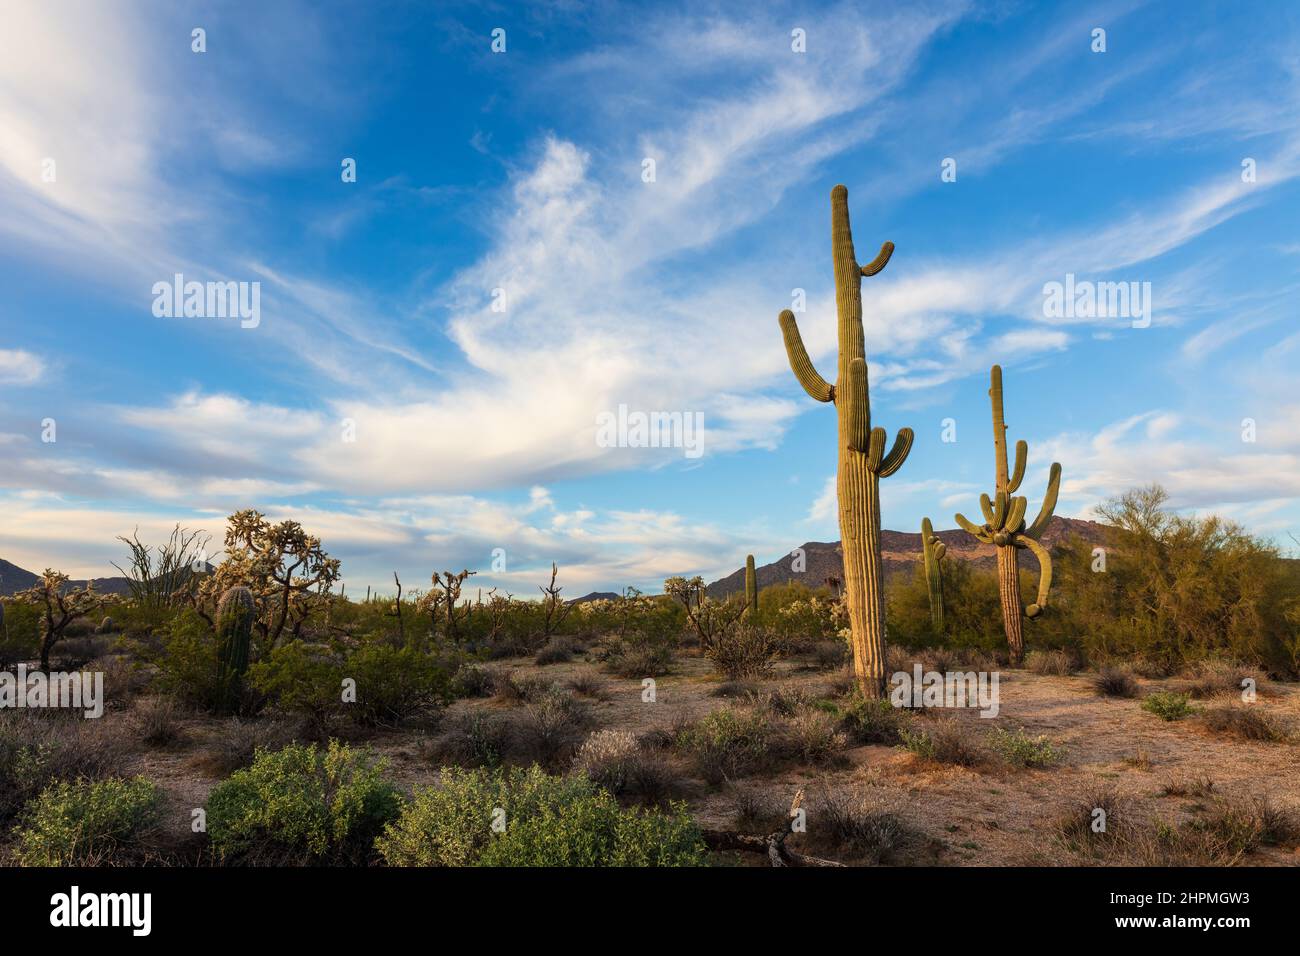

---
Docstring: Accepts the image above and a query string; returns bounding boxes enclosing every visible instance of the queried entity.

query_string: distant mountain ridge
[0,558,134,597]
[706,517,1108,598]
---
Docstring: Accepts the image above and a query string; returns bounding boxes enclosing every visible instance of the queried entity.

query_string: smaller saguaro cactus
[744,555,758,616]
[215,585,256,711]
[920,518,947,633]
[955,365,1061,664]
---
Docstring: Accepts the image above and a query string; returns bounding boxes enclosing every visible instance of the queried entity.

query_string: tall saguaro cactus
[215,585,256,712]
[920,518,946,633]
[779,184,914,697]
[744,555,758,616]
[954,365,1061,664]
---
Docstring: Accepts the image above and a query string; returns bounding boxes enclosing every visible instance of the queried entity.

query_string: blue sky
[1,0,1298,597]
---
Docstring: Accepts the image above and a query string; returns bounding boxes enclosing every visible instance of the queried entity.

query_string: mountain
[0,559,134,597]
[567,591,622,604]
[706,517,1108,598]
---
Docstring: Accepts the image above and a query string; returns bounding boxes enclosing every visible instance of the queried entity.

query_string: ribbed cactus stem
[954,365,1062,665]
[779,184,912,698]
[215,585,255,712]
[921,518,945,633]
[744,555,758,616]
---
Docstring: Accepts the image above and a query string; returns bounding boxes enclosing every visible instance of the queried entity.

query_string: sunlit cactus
[744,554,758,616]
[779,184,913,697]
[955,365,1061,664]
[921,518,946,632]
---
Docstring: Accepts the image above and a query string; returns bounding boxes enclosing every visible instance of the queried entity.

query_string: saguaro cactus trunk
[779,185,913,697]
[955,366,1061,665]
[744,554,758,616]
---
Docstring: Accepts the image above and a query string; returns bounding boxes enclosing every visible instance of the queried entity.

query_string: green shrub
[838,694,912,745]
[15,776,161,866]
[1141,691,1194,721]
[205,740,402,864]
[248,640,345,727]
[987,727,1063,767]
[675,707,772,782]
[376,765,706,867]
[346,643,452,724]
[148,607,229,711]
[899,719,986,766]
[0,600,41,668]
[0,712,132,823]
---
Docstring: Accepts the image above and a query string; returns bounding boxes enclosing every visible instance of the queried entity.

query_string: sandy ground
[19,652,1300,867]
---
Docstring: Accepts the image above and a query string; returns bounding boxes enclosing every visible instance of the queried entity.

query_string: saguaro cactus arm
[1016,535,1053,617]
[1024,462,1062,540]
[860,241,895,276]
[877,428,914,477]
[779,310,834,403]
[954,511,993,542]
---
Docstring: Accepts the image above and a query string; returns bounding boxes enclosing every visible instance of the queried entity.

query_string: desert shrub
[376,765,706,867]
[730,786,789,832]
[15,776,161,866]
[768,596,839,653]
[811,785,909,864]
[779,709,847,765]
[1026,649,1076,676]
[601,639,674,678]
[706,623,779,681]
[535,636,577,666]
[746,684,815,717]
[572,729,674,802]
[146,607,230,711]
[451,663,494,699]
[1159,775,1216,798]
[427,711,511,769]
[899,718,986,766]
[0,600,41,668]
[1141,691,1193,722]
[887,559,1007,651]
[675,707,772,783]
[812,640,849,670]
[1055,787,1127,848]
[205,740,402,864]
[190,718,299,777]
[346,643,452,724]
[248,640,345,729]
[1092,666,1139,698]
[134,696,186,747]
[0,712,132,823]
[987,727,1063,767]
[1181,660,1267,700]
[490,669,550,705]
[1196,704,1290,742]
[566,669,609,700]
[712,679,760,698]
[839,694,913,745]
[513,689,594,769]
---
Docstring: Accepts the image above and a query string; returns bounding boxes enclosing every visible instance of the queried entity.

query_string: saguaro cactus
[954,365,1061,664]
[744,555,758,616]
[779,184,913,697]
[920,518,946,633]
[215,585,256,711]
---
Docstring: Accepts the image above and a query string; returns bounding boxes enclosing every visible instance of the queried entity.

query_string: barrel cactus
[778,184,913,697]
[215,585,256,711]
[744,555,758,616]
[920,518,946,633]
[954,365,1061,664]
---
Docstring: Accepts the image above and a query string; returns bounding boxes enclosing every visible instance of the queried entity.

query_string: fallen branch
[701,789,845,868]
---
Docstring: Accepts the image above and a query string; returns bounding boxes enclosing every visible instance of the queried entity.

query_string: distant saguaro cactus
[955,365,1061,664]
[920,518,946,633]
[779,184,913,697]
[744,555,758,616]
[215,585,256,711]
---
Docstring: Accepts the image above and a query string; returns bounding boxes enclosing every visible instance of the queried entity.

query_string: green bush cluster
[15,776,161,866]
[377,765,706,867]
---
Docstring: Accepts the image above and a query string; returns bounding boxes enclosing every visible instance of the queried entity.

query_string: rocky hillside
[706,516,1108,598]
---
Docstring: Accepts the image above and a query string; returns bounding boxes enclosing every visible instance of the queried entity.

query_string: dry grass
[1196,703,1291,742]
[1092,666,1140,698]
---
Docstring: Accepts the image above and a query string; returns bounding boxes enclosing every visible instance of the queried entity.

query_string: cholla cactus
[779,185,913,697]
[920,518,946,632]
[744,555,758,616]
[955,365,1061,664]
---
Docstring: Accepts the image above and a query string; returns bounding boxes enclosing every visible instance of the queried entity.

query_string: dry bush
[711,679,760,698]
[1159,775,1216,798]
[838,694,914,745]
[778,709,848,765]
[812,641,848,670]
[425,710,511,769]
[1055,787,1128,849]
[674,706,773,784]
[1180,660,1269,700]
[451,664,495,699]
[1026,649,1077,676]
[535,636,578,666]
[730,786,789,833]
[885,645,915,675]
[0,711,134,823]
[92,655,150,710]
[566,669,609,700]
[825,669,856,698]
[571,729,675,803]
[513,689,595,770]
[705,624,779,681]
[490,669,551,706]
[189,717,299,777]
[133,696,186,747]
[1092,666,1139,698]
[806,783,912,865]
[1196,703,1290,742]
[899,717,987,767]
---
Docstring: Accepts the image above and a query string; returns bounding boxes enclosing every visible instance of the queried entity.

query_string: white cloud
[0,348,45,385]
